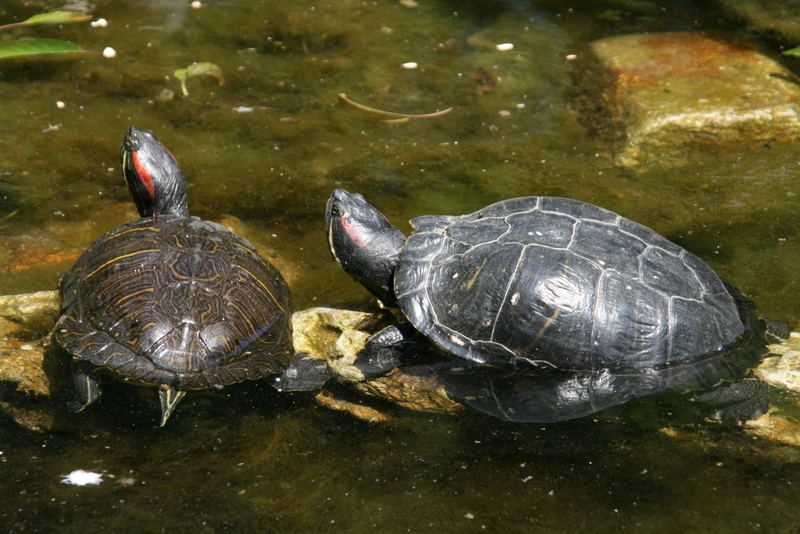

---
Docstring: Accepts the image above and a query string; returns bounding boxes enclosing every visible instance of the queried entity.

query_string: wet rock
[586,32,800,168]
[292,307,464,420]
[755,332,800,392]
[2,291,799,437]
[721,0,800,43]
[0,290,60,339]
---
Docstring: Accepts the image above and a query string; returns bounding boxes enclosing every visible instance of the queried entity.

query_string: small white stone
[90,18,108,28]
[401,62,418,69]
[233,106,254,113]
[61,470,103,486]
[191,1,202,8]
[495,42,514,51]
[102,47,116,59]
[565,54,577,60]
[56,101,65,109]
[19,344,34,351]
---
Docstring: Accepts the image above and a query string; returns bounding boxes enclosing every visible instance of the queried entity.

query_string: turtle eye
[331,204,342,217]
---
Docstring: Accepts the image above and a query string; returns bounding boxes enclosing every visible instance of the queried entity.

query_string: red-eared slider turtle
[326,189,750,382]
[54,126,326,426]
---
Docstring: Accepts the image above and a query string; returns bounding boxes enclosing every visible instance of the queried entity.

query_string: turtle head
[121,126,189,218]
[326,189,406,306]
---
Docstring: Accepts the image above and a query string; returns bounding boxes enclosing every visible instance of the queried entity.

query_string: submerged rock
[585,32,800,169]
[721,0,800,43]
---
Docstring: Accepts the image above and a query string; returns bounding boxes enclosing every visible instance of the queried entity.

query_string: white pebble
[401,62,418,69]
[495,42,514,51]
[102,47,116,59]
[56,101,65,109]
[565,54,577,60]
[191,1,202,8]
[233,106,254,113]
[90,18,108,28]
[61,470,103,486]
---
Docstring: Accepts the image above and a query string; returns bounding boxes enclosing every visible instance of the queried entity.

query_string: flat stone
[588,32,800,168]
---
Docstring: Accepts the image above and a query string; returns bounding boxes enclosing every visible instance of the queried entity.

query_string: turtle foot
[271,353,330,392]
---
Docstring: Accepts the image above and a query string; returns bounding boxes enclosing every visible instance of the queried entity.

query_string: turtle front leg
[68,360,102,413]
[355,323,420,377]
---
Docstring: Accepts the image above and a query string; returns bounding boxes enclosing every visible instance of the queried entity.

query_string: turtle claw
[158,386,187,426]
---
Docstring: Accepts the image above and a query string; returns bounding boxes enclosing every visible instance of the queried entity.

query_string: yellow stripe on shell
[82,249,159,280]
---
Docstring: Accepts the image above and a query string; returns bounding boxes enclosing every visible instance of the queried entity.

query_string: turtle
[325,189,759,407]
[54,126,327,426]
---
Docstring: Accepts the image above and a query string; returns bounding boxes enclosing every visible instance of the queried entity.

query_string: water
[1,1,799,532]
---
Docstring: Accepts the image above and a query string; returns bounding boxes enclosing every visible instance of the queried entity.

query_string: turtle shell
[55,215,293,390]
[394,196,746,372]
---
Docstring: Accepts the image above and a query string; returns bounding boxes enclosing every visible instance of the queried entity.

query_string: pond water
[1,1,799,532]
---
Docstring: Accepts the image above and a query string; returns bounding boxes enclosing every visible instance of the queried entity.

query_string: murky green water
[2,1,799,532]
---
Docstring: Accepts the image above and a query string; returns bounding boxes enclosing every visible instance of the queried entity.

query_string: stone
[587,32,800,168]
[0,290,60,339]
[292,307,464,418]
[755,332,800,392]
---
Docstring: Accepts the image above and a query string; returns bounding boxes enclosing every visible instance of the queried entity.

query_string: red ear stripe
[131,151,155,199]
[340,215,366,247]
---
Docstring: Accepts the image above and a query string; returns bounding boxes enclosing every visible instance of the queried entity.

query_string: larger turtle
[54,126,324,426]
[326,189,750,381]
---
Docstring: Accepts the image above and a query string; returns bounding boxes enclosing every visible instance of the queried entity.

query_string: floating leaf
[0,11,92,31]
[0,38,88,59]
[783,47,800,56]
[174,62,225,96]
[337,93,453,123]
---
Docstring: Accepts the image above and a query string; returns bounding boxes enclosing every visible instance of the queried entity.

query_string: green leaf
[337,93,453,123]
[0,38,86,59]
[783,47,800,56]
[173,62,225,96]
[22,11,93,25]
[0,11,92,31]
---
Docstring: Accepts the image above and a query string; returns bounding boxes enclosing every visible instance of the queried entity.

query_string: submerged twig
[337,93,452,123]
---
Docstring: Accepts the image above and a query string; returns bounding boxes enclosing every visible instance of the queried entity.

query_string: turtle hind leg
[690,378,769,422]
[158,386,187,427]
[270,353,331,392]
[68,360,103,413]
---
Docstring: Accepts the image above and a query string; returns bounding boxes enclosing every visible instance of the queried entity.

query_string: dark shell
[55,215,292,390]
[394,196,746,372]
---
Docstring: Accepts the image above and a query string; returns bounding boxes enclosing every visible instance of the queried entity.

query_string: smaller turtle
[326,189,763,417]
[54,127,326,426]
